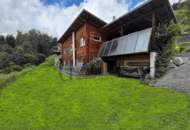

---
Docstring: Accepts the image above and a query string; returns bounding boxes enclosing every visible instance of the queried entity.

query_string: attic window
[93,35,101,42]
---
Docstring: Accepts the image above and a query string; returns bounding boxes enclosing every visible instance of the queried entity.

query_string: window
[80,37,86,47]
[93,35,101,42]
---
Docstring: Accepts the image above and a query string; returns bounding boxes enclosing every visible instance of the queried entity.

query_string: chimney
[113,16,116,21]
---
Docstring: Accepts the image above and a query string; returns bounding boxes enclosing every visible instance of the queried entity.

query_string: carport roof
[101,0,176,37]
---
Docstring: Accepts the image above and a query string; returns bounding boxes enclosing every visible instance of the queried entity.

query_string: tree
[0,52,10,70]
[22,41,33,54]
[15,31,25,46]
[0,44,13,54]
[37,34,50,55]
[0,35,5,45]
[6,35,16,48]
[28,29,41,53]
[153,22,181,77]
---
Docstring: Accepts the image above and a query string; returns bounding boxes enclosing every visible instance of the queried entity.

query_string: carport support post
[102,62,108,75]
[150,52,157,79]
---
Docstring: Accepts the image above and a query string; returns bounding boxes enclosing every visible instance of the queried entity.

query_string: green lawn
[0,57,190,130]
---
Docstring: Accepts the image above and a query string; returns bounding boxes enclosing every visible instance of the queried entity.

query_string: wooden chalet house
[58,0,176,78]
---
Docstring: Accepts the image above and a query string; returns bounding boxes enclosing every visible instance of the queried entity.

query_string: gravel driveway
[155,63,190,94]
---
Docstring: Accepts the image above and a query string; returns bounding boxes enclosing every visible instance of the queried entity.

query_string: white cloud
[0,0,129,38]
[82,0,128,22]
[169,0,186,5]
[169,0,179,4]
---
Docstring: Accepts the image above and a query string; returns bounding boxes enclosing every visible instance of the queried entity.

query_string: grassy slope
[0,57,190,130]
[0,68,33,89]
[175,2,190,33]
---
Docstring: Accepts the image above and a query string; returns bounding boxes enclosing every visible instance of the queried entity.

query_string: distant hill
[173,0,190,33]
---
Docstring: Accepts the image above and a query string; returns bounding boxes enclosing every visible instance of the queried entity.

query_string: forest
[0,29,57,73]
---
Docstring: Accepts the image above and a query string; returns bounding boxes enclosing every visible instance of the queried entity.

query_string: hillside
[174,0,190,33]
[0,57,190,129]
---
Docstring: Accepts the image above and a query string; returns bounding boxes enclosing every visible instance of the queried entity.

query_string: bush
[86,58,103,74]
[186,48,190,52]
[23,63,35,68]
[36,53,46,64]
[175,44,182,53]
[154,22,181,77]
[41,56,55,67]
[156,39,176,77]
[3,64,23,74]
[0,52,11,70]
[24,53,39,65]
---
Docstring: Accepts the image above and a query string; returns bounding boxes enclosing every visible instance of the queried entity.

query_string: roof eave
[58,9,107,43]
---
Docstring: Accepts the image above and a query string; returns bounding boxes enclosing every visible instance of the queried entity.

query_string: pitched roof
[58,0,176,43]
[58,9,107,43]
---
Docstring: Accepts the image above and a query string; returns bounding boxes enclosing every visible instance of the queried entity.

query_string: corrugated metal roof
[99,28,152,57]
[101,0,176,38]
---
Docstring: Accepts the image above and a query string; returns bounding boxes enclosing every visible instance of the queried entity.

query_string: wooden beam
[152,12,156,29]
[120,26,124,36]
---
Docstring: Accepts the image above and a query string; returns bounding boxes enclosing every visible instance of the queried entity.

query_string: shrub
[153,22,181,77]
[3,64,23,74]
[36,53,46,64]
[41,56,55,67]
[85,58,103,74]
[186,48,190,52]
[0,52,12,70]
[156,38,176,77]
[23,53,39,65]
[23,63,35,68]
[175,44,182,53]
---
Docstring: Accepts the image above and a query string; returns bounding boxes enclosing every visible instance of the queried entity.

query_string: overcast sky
[0,0,181,38]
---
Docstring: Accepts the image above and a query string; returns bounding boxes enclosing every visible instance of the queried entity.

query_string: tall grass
[0,56,55,89]
[0,68,33,89]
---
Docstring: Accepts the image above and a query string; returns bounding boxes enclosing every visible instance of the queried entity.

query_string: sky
[0,0,182,38]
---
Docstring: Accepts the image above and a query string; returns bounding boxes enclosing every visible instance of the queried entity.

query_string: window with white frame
[80,37,86,47]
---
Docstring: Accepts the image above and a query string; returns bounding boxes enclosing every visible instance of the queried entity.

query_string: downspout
[72,32,76,68]
[86,24,90,63]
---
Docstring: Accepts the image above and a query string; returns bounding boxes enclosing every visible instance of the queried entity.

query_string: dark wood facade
[61,23,107,66]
